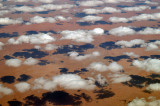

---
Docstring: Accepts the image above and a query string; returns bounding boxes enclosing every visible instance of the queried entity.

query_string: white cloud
[123,52,139,58]
[0,42,4,50]
[29,16,56,24]
[88,62,108,72]
[78,15,103,23]
[79,0,104,7]
[96,74,108,87]
[33,0,54,3]
[0,84,13,97]
[115,39,145,48]
[132,58,160,73]
[14,82,30,93]
[82,7,121,14]
[102,7,121,13]
[68,51,100,61]
[0,17,23,25]
[33,77,56,91]
[5,59,22,67]
[44,44,58,51]
[108,73,131,83]
[8,33,56,45]
[109,26,135,36]
[23,57,39,65]
[61,28,104,43]
[146,83,160,91]
[108,62,123,72]
[122,6,151,12]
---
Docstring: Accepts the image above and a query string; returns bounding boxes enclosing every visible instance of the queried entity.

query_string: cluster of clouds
[78,15,103,23]
[87,61,131,83]
[128,96,160,106]
[115,38,160,51]
[115,39,145,47]
[68,51,100,61]
[60,28,104,43]
[87,62,123,72]
[0,74,96,97]
[132,58,160,73]
[109,26,160,36]
[82,7,121,14]
[12,4,74,13]
[5,58,39,67]
[8,33,55,45]
[82,5,151,15]
[8,0,55,3]
[27,15,72,24]
[78,0,134,7]
[0,15,72,25]
[109,12,160,23]
[121,6,151,12]
[35,44,58,51]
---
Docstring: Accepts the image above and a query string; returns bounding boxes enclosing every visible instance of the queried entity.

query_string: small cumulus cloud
[0,84,13,97]
[78,0,104,7]
[123,52,139,58]
[23,57,39,65]
[122,6,151,12]
[109,26,135,36]
[5,59,22,67]
[108,73,131,83]
[78,15,103,23]
[146,83,160,91]
[14,82,31,93]
[68,51,100,61]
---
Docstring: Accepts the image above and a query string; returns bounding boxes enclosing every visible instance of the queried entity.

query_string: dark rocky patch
[24,95,45,106]
[39,30,57,34]
[17,74,31,82]
[116,5,130,8]
[8,100,23,106]
[0,32,18,38]
[122,75,160,88]
[59,68,88,74]
[4,55,14,60]
[94,89,115,99]
[77,21,112,26]
[0,76,15,84]
[104,55,130,61]
[81,93,92,102]
[99,41,121,50]
[74,12,90,18]
[13,49,49,58]
[53,44,94,55]
[148,74,160,79]
[135,3,147,5]
[42,91,82,105]
[38,60,50,65]
[26,31,38,35]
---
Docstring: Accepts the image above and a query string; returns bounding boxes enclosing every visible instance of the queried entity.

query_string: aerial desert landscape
[0,0,160,106]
